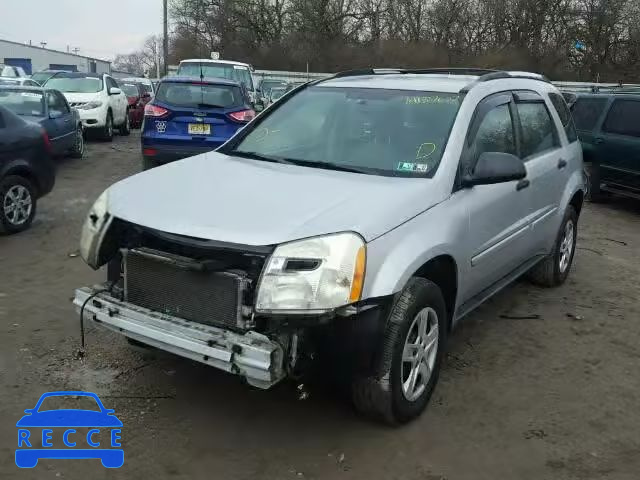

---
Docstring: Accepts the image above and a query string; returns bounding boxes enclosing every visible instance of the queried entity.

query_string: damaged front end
[75,217,297,388]
[74,194,384,389]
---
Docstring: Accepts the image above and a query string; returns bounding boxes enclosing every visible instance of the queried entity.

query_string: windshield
[271,88,286,100]
[121,83,139,97]
[46,76,103,93]
[177,62,254,90]
[230,87,461,177]
[138,83,153,95]
[0,89,45,116]
[156,82,244,108]
[260,80,286,95]
[31,72,56,85]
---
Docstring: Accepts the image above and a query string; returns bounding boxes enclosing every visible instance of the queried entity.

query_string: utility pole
[163,0,169,77]
[72,48,80,55]
[156,39,161,79]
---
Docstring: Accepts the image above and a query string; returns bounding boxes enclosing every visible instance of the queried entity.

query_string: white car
[45,73,129,141]
[0,77,41,87]
[0,64,27,78]
[176,59,259,106]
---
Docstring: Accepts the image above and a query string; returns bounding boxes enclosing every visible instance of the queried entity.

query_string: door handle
[558,158,567,169]
[594,137,605,144]
[516,179,530,191]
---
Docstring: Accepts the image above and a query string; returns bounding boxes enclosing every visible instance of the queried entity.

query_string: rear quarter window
[602,99,640,137]
[156,82,244,108]
[570,97,608,131]
[549,92,578,142]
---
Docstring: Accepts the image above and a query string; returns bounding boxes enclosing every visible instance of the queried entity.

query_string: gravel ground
[1,132,639,480]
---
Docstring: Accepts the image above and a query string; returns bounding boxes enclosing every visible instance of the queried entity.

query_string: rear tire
[0,175,37,235]
[142,156,157,171]
[351,278,447,424]
[584,163,601,202]
[70,125,84,158]
[102,111,114,142]
[527,206,578,287]
[119,111,131,136]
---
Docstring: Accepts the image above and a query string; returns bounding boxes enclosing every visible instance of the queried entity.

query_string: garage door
[3,58,32,75]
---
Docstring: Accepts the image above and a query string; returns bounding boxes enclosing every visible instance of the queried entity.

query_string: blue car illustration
[16,391,123,468]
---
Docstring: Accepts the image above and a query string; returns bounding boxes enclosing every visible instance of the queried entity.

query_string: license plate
[188,123,211,135]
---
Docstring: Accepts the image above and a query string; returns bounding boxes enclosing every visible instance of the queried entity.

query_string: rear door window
[570,98,608,131]
[156,82,244,108]
[516,102,560,159]
[602,100,640,137]
[549,93,578,142]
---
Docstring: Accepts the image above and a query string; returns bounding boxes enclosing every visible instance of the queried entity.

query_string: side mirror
[461,152,526,188]
[49,110,63,119]
[109,87,122,95]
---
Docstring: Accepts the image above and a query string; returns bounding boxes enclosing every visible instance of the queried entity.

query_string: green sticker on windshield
[397,162,429,173]
[405,95,457,105]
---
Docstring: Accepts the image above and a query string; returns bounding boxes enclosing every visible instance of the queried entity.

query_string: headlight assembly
[79,190,111,269]
[255,232,366,313]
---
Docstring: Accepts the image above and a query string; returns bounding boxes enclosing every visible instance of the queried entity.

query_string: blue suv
[141,76,255,169]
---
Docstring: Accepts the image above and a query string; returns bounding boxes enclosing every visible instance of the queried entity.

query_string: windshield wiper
[231,151,371,174]
[295,160,371,174]
[231,151,295,165]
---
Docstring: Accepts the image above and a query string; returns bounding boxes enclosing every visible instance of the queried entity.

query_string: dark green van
[571,92,640,200]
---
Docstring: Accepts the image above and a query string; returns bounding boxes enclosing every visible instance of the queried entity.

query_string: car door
[512,90,566,256]
[46,91,74,154]
[112,77,127,125]
[455,92,532,302]
[570,95,610,164]
[595,98,640,193]
[105,76,125,125]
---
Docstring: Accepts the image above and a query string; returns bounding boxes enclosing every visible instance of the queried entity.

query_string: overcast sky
[0,0,163,60]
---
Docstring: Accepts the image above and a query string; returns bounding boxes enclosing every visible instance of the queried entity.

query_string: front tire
[0,175,37,235]
[527,206,578,287]
[102,111,114,141]
[351,278,447,424]
[119,111,131,136]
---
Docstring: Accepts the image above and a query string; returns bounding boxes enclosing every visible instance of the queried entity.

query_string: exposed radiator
[124,248,246,329]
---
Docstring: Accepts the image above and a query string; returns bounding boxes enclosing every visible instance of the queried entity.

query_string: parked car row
[567,90,640,201]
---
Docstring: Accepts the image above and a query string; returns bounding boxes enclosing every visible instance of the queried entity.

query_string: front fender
[362,201,464,301]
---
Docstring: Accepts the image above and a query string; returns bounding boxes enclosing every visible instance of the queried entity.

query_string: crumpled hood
[106,152,444,246]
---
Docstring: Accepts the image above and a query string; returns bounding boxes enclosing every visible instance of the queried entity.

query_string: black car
[0,86,84,158]
[0,105,55,234]
[570,92,640,200]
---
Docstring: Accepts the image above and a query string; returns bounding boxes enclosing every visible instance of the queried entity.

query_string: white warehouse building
[0,38,111,75]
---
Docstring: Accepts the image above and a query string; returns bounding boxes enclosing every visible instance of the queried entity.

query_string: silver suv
[75,68,584,424]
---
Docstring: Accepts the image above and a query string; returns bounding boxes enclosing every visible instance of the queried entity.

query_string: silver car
[75,68,584,424]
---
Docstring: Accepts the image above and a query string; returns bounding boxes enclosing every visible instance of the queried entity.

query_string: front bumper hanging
[73,287,285,389]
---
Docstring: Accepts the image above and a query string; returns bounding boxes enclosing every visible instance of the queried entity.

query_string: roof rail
[332,67,498,79]
[460,71,550,92]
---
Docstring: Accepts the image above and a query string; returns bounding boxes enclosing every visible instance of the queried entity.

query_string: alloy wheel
[401,307,439,402]
[3,185,32,226]
[559,219,575,273]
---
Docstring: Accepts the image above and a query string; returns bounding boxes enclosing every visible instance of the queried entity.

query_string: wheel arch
[411,255,458,329]
[1,164,40,196]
